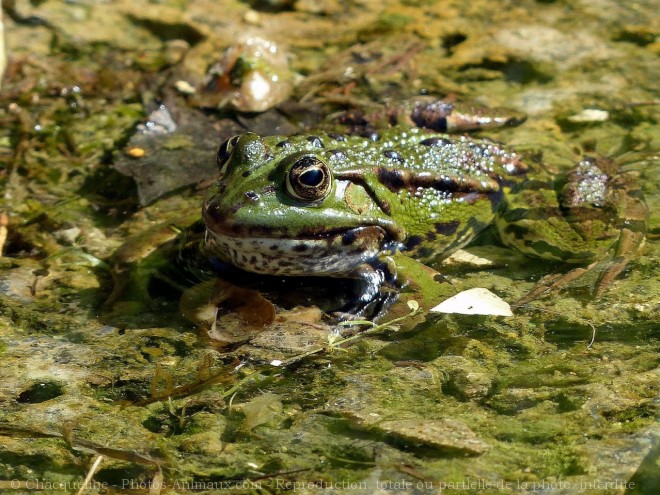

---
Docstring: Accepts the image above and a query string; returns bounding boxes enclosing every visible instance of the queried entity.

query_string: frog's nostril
[245,191,260,201]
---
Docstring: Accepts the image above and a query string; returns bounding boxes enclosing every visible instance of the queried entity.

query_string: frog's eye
[286,156,332,202]
[216,135,241,173]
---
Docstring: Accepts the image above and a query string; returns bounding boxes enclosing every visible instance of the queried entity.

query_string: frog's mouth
[203,222,391,277]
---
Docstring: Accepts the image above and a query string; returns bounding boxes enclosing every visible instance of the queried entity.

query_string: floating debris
[174,80,196,95]
[137,104,177,135]
[125,146,146,158]
[0,212,7,255]
[430,287,513,316]
[196,37,293,112]
[181,279,276,344]
[566,108,610,123]
[443,248,497,268]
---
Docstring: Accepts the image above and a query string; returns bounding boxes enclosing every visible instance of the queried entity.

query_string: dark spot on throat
[341,230,357,245]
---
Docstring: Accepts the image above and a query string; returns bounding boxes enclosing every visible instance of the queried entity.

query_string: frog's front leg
[497,156,648,305]
[346,253,455,319]
[351,262,389,305]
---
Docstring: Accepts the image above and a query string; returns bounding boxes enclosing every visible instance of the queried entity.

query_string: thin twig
[586,321,597,349]
[0,212,8,256]
[76,455,103,495]
[515,304,598,349]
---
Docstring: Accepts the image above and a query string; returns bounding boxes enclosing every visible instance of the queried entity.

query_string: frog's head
[203,132,403,276]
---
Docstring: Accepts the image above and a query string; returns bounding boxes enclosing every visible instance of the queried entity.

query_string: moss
[362,13,413,36]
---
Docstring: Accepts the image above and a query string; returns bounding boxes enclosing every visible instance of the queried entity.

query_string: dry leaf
[430,288,512,316]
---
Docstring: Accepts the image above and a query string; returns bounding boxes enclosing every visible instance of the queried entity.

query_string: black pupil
[299,168,324,187]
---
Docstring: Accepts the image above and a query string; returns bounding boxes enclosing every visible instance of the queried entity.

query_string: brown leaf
[181,279,276,344]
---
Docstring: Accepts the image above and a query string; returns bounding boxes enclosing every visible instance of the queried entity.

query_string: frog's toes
[513,253,639,307]
[513,266,591,307]
[354,266,388,303]
[593,256,631,299]
[593,224,646,296]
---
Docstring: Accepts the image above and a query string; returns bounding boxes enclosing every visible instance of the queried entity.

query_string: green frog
[202,100,648,309]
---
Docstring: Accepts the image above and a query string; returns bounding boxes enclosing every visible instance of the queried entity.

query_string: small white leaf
[567,109,609,123]
[430,288,513,316]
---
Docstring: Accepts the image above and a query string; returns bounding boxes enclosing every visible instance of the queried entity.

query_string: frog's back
[267,127,531,264]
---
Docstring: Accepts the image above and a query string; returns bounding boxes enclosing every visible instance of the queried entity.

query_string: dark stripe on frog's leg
[410,101,449,132]
[498,204,607,263]
[499,207,562,224]
[523,239,595,263]
[444,217,491,254]
[435,220,460,236]
[502,205,616,225]
[443,105,527,132]
[404,235,424,250]
[408,217,489,264]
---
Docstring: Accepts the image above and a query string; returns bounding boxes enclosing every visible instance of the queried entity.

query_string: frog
[202,98,648,311]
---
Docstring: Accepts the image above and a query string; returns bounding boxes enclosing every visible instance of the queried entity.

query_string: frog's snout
[203,194,236,231]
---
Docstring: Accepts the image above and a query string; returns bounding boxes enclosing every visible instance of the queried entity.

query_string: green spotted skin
[497,156,647,266]
[203,127,647,290]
